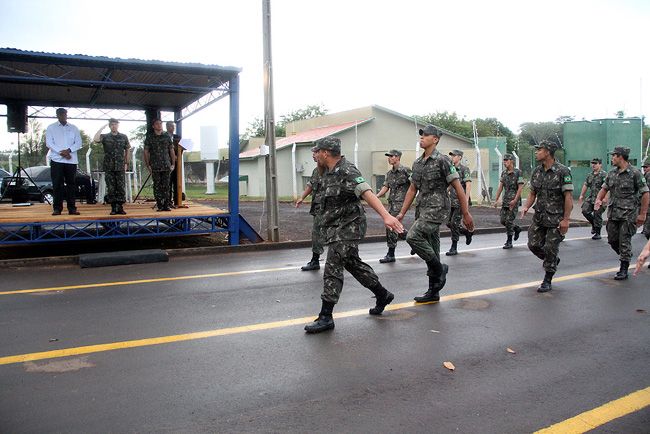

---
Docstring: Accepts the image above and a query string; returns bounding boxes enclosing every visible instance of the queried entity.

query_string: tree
[21,119,47,167]
[519,121,563,147]
[241,103,328,140]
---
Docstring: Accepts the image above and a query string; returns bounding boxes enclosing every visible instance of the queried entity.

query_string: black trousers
[50,161,77,211]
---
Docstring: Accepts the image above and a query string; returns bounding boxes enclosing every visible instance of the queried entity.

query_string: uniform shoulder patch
[563,175,572,183]
[449,165,457,174]
[355,176,365,183]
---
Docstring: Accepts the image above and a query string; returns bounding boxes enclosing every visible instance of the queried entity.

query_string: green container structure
[564,118,643,197]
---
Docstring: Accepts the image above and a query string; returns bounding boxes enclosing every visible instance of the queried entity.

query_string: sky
[1,0,649,152]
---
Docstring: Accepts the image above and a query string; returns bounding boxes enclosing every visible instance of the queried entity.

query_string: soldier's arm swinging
[594,186,608,210]
[361,189,404,233]
[295,185,313,207]
[493,182,504,207]
[376,185,389,198]
[521,191,536,218]
[578,182,588,203]
[396,183,417,221]
[450,178,474,232]
[559,190,573,235]
[512,182,524,210]
[637,192,649,227]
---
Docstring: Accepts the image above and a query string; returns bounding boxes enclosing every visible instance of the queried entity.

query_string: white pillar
[291,143,297,200]
[206,162,215,194]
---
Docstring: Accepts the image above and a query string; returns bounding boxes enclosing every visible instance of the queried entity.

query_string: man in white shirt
[45,108,82,215]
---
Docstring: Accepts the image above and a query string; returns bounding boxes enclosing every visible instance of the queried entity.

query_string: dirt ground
[0,200,533,261]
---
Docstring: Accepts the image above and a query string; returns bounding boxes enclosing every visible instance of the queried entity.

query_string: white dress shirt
[45,121,82,165]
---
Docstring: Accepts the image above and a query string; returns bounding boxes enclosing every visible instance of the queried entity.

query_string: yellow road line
[0,266,618,366]
[0,266,296,296]
[0,236,595,296]
[535,386,650,433]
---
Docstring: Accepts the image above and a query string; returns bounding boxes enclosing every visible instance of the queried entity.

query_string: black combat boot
[110,203,117,215]
[513,225,521,241]
[503,234,513,249]
[446,241,458,256]
[369,284,394,315]
[537,271,554,293]
[465,231,473,245]
[301,254,320,271]
[304,300,335,333]
[116,203,127,215]
[379,247,396,263]
[591,227,601,240]
[614,261,629,280]
[414,263,448,302]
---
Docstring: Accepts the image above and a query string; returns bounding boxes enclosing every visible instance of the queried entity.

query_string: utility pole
[262,0,280,242]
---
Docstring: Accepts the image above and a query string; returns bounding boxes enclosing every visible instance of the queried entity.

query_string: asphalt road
[1,228,649,433]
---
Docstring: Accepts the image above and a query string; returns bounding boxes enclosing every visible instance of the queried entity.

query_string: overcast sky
[1,0,648,151]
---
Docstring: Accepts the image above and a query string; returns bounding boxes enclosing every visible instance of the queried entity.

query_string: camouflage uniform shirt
[307,167,324,216]
[144,133,173,171]
[500,168,524,204]
[321,157,372,243]
[530,161,574,227]
[99,132,130,171]
[383,164,411,205]
[583,170,607,203]
[449,164,471,207]
[603,165,649,221]
[411,149,459,223]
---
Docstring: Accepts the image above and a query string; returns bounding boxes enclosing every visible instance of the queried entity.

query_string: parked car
[0,168,10,183]
[0,165,96,204]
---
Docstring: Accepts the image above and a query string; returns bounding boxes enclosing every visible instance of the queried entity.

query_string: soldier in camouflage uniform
[143,119,176,211]
[397,125,474,303]
[94,119,131,215]
[376,149,411,263]
[303,137,404,334]
[578,157,607,240]
[445,149,473,256]
[295,149,326,271]
[642,157,650,242]
[493,153,524,249]
[521,141,573,293]
[594,147,649,280]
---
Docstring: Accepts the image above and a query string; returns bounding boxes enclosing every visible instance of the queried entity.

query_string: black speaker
[7,104,27,133]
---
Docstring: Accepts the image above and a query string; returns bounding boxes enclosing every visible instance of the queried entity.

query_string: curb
[0,222,590,268]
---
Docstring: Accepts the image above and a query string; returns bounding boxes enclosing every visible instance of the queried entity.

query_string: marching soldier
[595,146,649,280]
[303,137,403,334]
[376,149,411,263]
[94,118,130,215]
[578,157,607,240]
[642,157,650,241]
[296,149,326,271]
[521,141,573,292]
[397,125,474,303]
[493,153,524,249]
[445,149,473,255]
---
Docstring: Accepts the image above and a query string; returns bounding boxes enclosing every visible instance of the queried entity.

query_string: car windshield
[23,166,50,182]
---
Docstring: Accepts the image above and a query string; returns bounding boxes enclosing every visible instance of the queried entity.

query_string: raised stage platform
[0,201,262,245]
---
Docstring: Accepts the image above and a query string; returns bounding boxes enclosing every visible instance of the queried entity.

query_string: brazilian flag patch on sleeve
[355,176,365,184]
[449,166,457,174]
[564,175,572,183]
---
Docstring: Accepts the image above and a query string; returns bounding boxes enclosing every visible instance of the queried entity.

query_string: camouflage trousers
[311,212,325,255]
[581,201,606,229]
[385,202,403,248]
[151,170,171,209]
[406,216,441,265]
[500,206,520,235]
[321,240,380,304]
[527,218,565,273]
[105,170,126,204]
[606,219,637,261]
[447,206,471,242]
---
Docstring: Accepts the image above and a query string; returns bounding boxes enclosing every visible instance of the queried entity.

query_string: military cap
[642,157,650,167]
[418,124,443,137]
[609,146,630,157]
[534,140,559,152]
[503,153,514,160]
[590,157,602,164]
[448,149,464,157]
[385,149,402,157]
[312,136,341,153]
[108,118,119,124]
